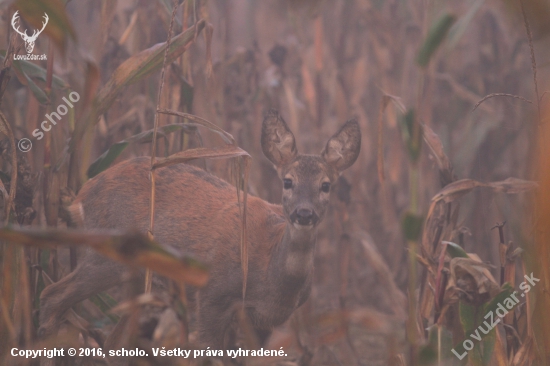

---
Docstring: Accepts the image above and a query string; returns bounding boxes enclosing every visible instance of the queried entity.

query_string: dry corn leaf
[66,20,206,157]
[87,123,198,178]
[432,177,537,204]
[492,327,508,366]
[42,269,119,326]
[316,308,392,334]
[432,179,486,203]
[81,59,101,116]
[512,336,534,366]
[110,293,166,315]
[531,101,550,364]
[487,177,538,194]
[449,257,500,304]
[0,227,208,287]
[152,145,250,170]
[422,123,455,186]
[157,109,234,144]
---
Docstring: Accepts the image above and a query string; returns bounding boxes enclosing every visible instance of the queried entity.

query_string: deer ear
[321,119,361,173]
[261,110,298,168]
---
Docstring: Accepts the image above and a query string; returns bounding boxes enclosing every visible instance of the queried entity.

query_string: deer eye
[283,178,293,190]
[321,182,331,193]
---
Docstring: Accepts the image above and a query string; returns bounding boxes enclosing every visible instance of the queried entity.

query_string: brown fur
[38,110,361,353]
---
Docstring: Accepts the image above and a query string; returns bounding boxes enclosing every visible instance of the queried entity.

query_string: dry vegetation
[0,0,549,365]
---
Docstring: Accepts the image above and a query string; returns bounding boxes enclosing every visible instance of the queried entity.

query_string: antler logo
[11,11,48,54]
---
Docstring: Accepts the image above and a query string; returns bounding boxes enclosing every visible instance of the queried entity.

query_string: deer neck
[269,224,317,283]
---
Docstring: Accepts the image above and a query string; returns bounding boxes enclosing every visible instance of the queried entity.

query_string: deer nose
[293,207,317,226]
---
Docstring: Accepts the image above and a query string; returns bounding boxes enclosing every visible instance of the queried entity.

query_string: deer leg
[197,305,233,350]
[38,251,125,338]
[255,328,272,346]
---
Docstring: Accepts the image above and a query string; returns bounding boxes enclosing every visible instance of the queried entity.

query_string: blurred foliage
[0,0,547,365]
[14,0,76,54]
[417,13,456,68]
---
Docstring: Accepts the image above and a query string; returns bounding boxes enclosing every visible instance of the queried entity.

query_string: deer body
[39,111,361,352]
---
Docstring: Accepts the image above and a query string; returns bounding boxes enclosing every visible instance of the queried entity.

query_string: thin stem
[519,0,541,124]
[147,0,179,293]
[0,112,17,221]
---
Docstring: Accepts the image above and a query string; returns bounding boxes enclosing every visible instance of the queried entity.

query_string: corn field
[0,0,549,365]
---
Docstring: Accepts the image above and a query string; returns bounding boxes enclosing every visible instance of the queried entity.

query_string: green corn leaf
[417,14,456,67]
[402,211,424,241]
[89,293,119,323]
[445,241,469,258]
[87,123,196,178]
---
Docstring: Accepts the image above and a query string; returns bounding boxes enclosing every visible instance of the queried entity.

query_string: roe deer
[39,110,361,353]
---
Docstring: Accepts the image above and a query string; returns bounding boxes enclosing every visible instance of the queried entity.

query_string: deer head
[11,11,48,54]
[261,111,361,229]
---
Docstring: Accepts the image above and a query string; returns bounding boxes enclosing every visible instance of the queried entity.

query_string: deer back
[71,157,286,277]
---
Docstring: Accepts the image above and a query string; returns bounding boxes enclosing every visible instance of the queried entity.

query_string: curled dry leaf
[432,179,486,204]
[422,123,455,186]
[0,227,208,287]
[432,177,537,204]
[448,257,500,306]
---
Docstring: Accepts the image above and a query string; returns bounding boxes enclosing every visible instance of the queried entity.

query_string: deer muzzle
[290,207,319,227]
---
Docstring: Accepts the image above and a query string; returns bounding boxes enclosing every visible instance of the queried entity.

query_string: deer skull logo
[11,11,48,54]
